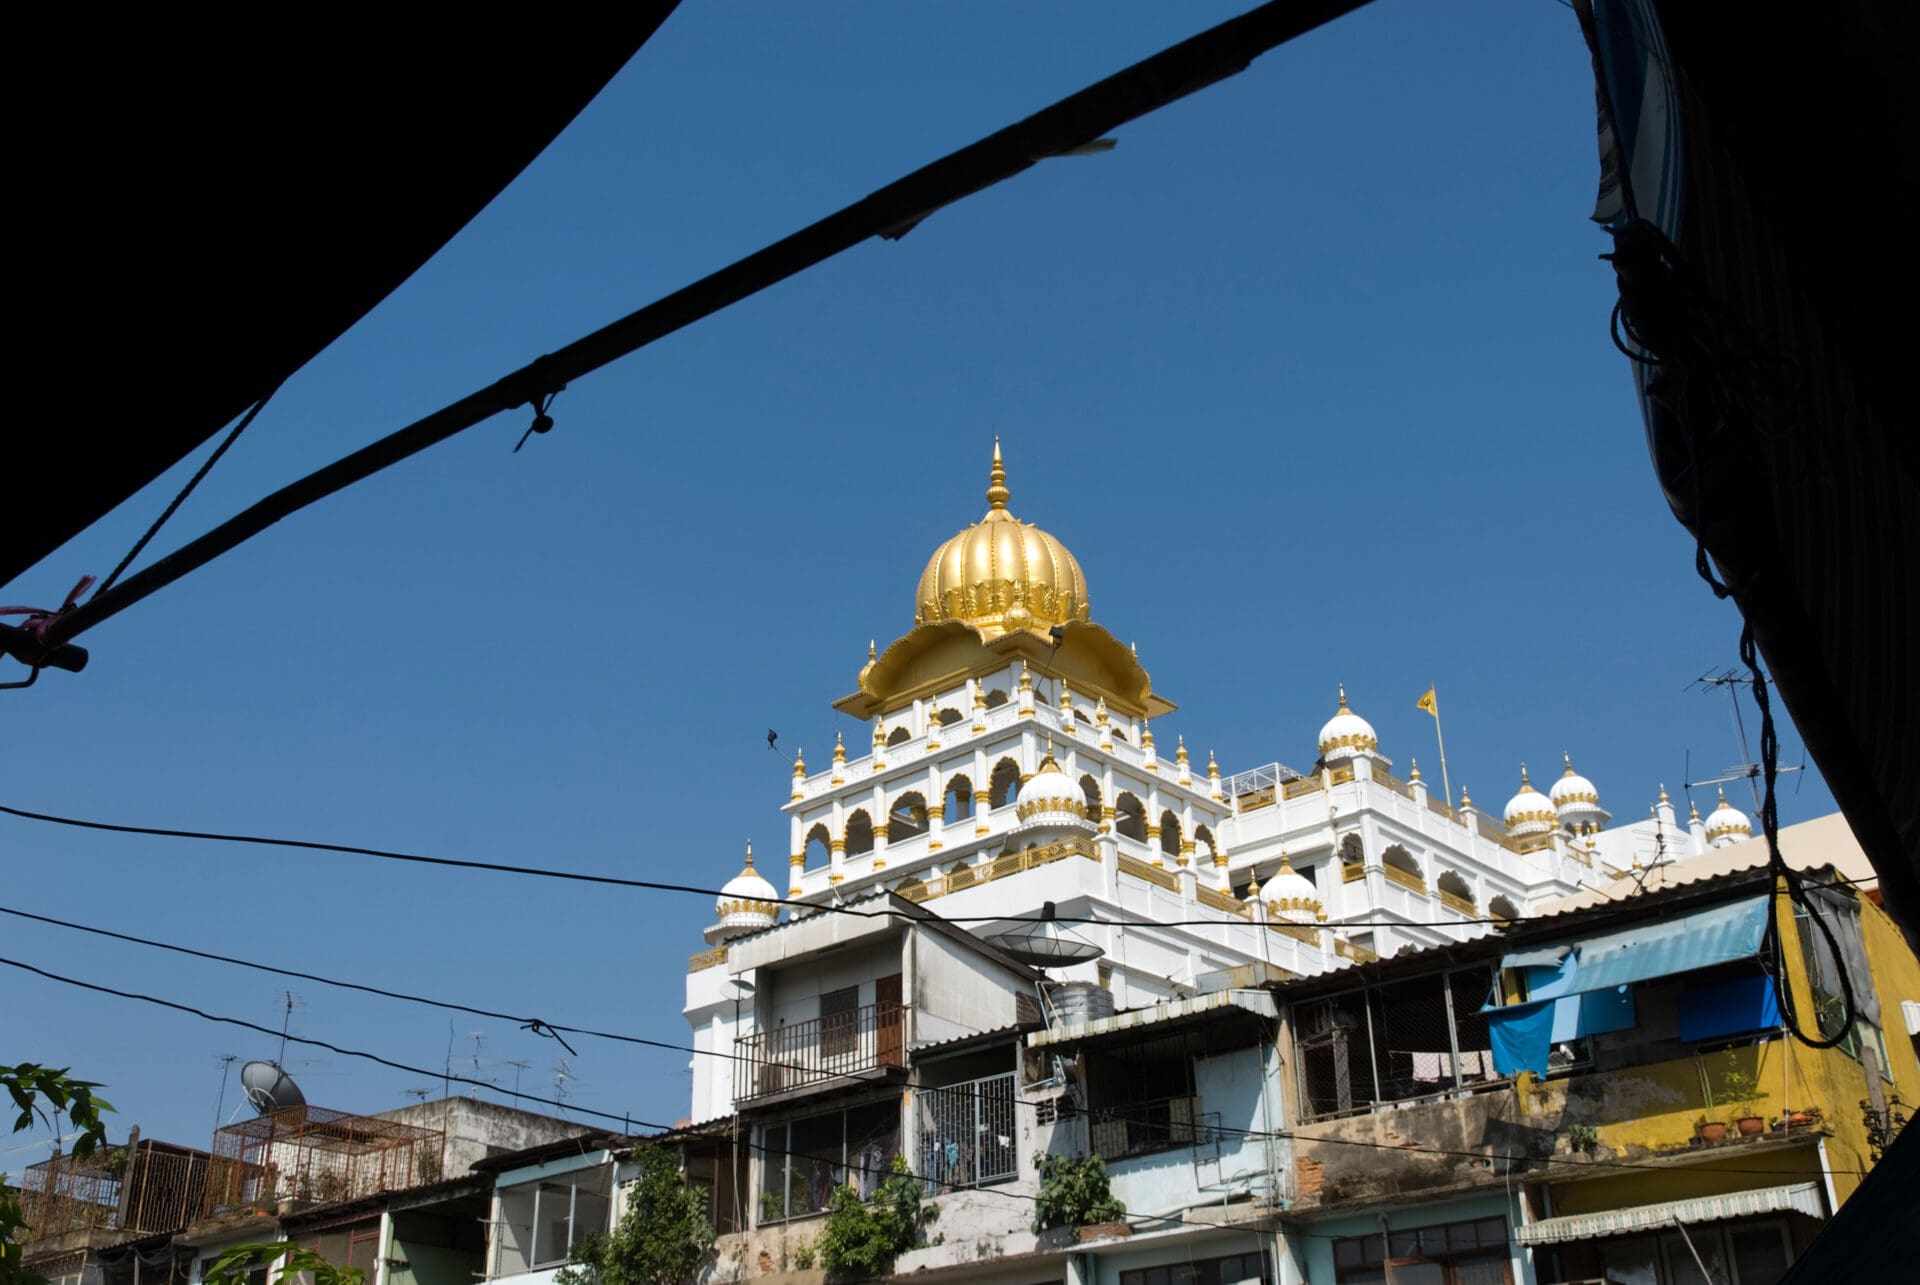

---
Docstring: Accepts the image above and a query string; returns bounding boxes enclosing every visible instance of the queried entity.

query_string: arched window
[943,774,973,824]
[1488,895,1518,925]
[886,726,912,747]
[1115,792,1146,842]
[1079,774,1102,818]
[1194,824,1216,862]
[890,791,929,839]
[933,708,964,728]
[805,824,831,868]
[989,758,1023,809]
[1109,725,1129,743]
[845,809,874,857]
[1159,811,1182,859]
[1382,845,1421,877]
[983,689,1010,709]
[1437,870,1473,906]
[1340,833,1365,866]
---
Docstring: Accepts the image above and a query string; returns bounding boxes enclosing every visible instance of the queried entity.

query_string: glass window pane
[1451,1251,1510,1285]
[1419,1226,1448,1255]
[1660,1230,1726,1285]
[1476,1217,1508,1247]
[532,1182,574,1266]
[1728,1224,1791,1285]
[1599,1236,1658,1285]
[495,1183,536,1274]
[759,1123,787,1222]
[788,1113,844,1217]
[1335,1239,1363,1267]
[844,1101,899,1199]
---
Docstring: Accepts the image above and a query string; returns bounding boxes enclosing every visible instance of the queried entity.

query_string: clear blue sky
[4,0,1831,1157]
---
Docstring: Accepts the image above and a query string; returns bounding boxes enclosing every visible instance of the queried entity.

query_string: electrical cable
[0,949,1867,1189]
[34,0,1368,654]
[95,386,281,599]
[0,800,1868,937]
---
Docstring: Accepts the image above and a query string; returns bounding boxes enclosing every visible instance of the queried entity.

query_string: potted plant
[1031,1152,1128,1242]
[1722,1070,1766,1137]
[1694,1059,1728,1143]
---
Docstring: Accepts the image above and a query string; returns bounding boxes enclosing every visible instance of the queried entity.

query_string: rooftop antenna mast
[1685,669,1804,812]
[502,1059,532,1106]
[212,1054,239,1130]
[274,991,303,1065]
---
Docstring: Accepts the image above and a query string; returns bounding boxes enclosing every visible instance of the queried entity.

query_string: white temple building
[682,443,1753,1125]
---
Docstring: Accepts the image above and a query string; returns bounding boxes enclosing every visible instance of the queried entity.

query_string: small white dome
[1263,858,1322,919]
[1015,749,1091,828]
[707,845,779,943]
[1504,766,1557,836]
[1318,687,1378,759]
[1550,754,1610,832]
[1703,789,1754,848]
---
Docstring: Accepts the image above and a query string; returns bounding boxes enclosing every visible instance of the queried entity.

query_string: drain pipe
[1379,1213,1396,1285]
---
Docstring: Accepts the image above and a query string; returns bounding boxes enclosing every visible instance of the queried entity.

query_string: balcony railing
[1439,889,1477,917]
[735,1001,905,1102]
[1383,864,1427,895]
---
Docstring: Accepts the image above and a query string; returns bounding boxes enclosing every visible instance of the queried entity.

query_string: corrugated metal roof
[1026,989,1275,1048]
[1514,1181,1824,1244]
[1537,812,1872,915]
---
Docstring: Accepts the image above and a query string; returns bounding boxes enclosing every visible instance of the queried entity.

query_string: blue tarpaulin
[1677,973,1781,1043]
[1483,896,1770,1076]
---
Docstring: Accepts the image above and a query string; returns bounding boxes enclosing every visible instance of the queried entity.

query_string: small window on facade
[820,987,859,1058]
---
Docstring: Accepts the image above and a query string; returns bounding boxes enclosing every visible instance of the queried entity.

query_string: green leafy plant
[1566,1122,1599,1153]
[204,1242,363,1285]
[1030,1151,1125,1234]
[1721,1070,1763,1120]
[3,1064,116,1284]
[792,1240,816,1270]
[815,1156,933,1277]
[554,1147,714,1285]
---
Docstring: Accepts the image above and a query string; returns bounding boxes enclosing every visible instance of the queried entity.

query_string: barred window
[915,1072,1017,1189]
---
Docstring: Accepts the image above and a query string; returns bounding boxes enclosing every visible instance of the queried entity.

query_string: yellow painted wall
[1529,881,1920,1215]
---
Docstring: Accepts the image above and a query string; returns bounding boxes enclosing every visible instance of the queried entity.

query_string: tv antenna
[1684,669,1804,812]
[212,1055,239,1129]
[273,991,304,1064]
[552,1059,575,1115]
[502,1059,532,1105]
[403,1087,431,1104]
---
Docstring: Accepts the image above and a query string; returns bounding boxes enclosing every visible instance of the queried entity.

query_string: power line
[1,800,1866,937]
[1,945,1866,1189]
[33,0,1368,655]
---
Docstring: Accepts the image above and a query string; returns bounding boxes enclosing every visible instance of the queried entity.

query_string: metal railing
[1342,862,1367,883]
[1117,853,1178,892]
[1196,884,1251,918]
[1439,889,1477,916]
[916,1073,1017,1189]
[1087,1096,1219,1163]
[19,1144,210,1243]
[1283,776,1325,800]
[1382,864,1426,895]
[735,1002,905,1101]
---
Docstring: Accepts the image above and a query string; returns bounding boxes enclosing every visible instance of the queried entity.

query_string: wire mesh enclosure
[18,1141,210,1244]
[915,1073,1017,1189]
[203,1106,443,1215]
[1293,964,1504,1121]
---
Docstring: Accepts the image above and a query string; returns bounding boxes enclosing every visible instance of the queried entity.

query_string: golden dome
[916,441,1091,639]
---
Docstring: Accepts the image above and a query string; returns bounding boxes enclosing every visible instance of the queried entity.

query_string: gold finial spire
[1409,758,1422,781]
[793,748,806,776]
[1337,683,1349,710]
[873,718,886,745]
[1717,786,1728,804]
[1039,735,1058,769]
[1690,797,1701,820]
[986,437,1009,510]
[868,639,876,662]
[1059,682,1073,712]
[1207,749,1219,777]
[1520,764,1532,788]
[1018,661,1033,692]
[1142,720,1155,748]
[1563,753,1575,776]
[743,841,755,869]
[1461,786,1472,807]
[1176,735,1189,764]
[833,731,846,764]
[1658,783,1670,803]
[1095,698,1109,725]
[1246,870,1261,898]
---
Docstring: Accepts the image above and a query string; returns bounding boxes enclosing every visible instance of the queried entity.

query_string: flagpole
[1431,683,1454,811]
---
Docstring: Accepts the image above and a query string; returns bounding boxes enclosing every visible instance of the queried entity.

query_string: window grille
[915,1073,1017,1189]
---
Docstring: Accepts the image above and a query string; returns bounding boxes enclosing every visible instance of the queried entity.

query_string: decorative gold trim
[830,839,847,854]
[688,945,729,972]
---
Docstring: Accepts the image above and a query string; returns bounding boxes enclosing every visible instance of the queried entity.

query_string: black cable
[96,387,281,598]
[39,0,1368,652]
[2,800,1865,937]
[0,953,663,1133]
[2,945,1866,1189]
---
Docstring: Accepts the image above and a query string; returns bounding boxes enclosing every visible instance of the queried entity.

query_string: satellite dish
[240,1060,306,1115]
[987,930,1104,968]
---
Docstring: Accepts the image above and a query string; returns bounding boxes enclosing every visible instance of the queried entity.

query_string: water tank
[1050,981,1115,1026]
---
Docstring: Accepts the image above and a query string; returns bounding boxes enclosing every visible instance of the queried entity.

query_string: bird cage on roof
[203,1106,443,1216]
